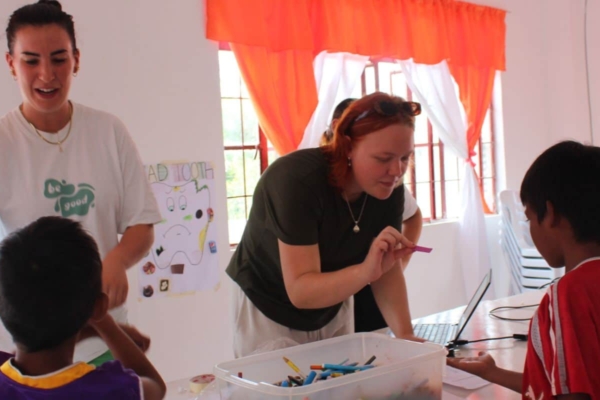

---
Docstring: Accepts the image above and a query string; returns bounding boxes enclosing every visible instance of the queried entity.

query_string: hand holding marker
[413,245,432,253]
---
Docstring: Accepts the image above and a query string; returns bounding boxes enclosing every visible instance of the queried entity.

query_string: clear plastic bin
[214,332,445,399]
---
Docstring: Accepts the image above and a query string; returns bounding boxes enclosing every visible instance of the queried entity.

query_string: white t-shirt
[402,185,419,221]
[0,102,161,361]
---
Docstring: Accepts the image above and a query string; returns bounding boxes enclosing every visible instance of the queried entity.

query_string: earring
[347,157,352,167]
[73,68,78,77]
[10,69,16,80]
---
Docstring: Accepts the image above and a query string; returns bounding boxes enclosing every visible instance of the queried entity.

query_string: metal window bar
[220,48,272,245]
[489,106,497,212]
[405,86,418,211]
[427,120,436,220]
[438,140,447,218]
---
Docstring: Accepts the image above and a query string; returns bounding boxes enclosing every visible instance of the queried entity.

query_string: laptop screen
[452,269,492,342]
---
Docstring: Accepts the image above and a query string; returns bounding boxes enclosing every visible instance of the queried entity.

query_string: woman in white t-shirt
[321,98,423,333]
[0,0,161,364]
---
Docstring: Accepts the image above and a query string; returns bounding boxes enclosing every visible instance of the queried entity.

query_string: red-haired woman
[320,98,424,335]
[227,92,424,357]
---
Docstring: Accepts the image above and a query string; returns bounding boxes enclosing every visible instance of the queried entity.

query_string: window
[218,50,278,245]
[352,60,496,220]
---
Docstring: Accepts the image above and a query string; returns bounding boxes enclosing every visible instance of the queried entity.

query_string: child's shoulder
[93,360,140,382]
[559,258,600,291]
[0,360,141,399]
[72,361,141,396]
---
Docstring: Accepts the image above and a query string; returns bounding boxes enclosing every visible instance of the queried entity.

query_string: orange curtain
[206,0,506,156]
[446,4,500,213]
[450,65,496,213]
[207,0,505,69]
[230,44,318,155]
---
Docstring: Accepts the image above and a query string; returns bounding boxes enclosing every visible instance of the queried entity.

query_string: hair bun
[400,101,422,116]
[37,0,62,11]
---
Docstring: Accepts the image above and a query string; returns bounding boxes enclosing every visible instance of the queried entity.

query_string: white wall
[491,0,597,189]
[585,0,600,146]
[1,0,599,385]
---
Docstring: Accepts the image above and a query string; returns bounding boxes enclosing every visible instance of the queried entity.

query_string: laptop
[412,269,492,348]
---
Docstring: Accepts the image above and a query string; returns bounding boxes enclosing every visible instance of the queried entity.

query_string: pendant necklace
[343,192,368,233]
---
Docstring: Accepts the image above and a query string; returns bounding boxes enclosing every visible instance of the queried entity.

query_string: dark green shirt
[226,148,404,331]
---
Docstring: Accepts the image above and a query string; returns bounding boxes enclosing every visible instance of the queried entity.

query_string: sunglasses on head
[356,100,421,121]
[345,100,422,135]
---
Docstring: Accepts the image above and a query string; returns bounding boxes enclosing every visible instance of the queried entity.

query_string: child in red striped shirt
[448,141,600,400]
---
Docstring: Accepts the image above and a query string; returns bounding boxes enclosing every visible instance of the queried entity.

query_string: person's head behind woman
[323,92,420,201]
[320,98,356,146]
[5,1,79,118]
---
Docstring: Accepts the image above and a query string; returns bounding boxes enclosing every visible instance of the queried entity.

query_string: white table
[165,291,545,399]
[432,291,544,399]
[166,377,212,400]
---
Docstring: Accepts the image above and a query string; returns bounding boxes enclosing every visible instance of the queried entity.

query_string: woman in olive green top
[321,98,424,334]
[227,92,424,357]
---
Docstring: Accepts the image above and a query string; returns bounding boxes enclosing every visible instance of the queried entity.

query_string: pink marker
[413,245,433,253]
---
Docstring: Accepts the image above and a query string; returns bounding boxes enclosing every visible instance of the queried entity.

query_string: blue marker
[311,364,374,372]
[319,370,334,379]
[303,371,317,385]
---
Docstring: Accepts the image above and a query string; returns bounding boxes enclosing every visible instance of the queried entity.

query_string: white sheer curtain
[400,59,493,299]
[298,51,369,149]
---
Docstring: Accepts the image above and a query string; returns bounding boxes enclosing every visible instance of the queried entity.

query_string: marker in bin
[288,376,303,386]
[276,355,377,386]
[314,358,348,382]
[310,363,375,372]
[282,357,306,379]
[303,371,317,385]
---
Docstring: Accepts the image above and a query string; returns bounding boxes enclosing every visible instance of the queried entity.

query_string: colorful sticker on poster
[138,161,219,300]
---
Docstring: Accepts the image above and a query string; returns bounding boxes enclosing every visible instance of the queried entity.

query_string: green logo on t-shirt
[44,179,95,217]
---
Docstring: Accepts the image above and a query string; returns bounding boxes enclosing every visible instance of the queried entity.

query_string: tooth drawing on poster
[138,161,219,300]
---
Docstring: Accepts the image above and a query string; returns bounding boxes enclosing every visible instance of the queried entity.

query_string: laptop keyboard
[413,323,455,345]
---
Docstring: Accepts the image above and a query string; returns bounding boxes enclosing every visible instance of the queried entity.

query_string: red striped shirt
[523,258,600,399]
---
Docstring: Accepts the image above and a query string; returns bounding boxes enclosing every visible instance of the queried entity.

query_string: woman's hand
[102,251,129,309]
[447,351,498,380]
[101,224,155,309]
[361,226,415,283]
[397,333,426,343]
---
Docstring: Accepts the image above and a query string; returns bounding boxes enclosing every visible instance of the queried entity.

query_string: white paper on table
[443,366,491,390]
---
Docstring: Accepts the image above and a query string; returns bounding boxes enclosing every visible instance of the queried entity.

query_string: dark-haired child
[449,141,600,400]
[0,217,166,399]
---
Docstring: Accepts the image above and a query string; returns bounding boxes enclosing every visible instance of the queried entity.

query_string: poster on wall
[138,161,219,300]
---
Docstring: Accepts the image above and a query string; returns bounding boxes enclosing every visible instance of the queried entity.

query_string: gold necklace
[343,192,368,233]
[22,102,73,152]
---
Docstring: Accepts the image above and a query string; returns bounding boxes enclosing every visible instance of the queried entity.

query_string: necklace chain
[343,192,368,233]
[22,102,73,152]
